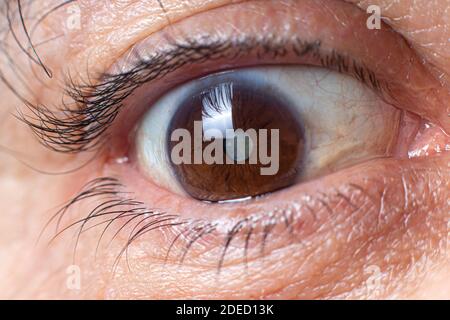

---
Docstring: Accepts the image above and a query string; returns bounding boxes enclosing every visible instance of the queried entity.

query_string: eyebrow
[1,0,76,78]
[18,34,385,154]
[0,0,171,102]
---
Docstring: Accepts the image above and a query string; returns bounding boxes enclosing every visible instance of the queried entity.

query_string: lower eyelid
[41,142,450,298]
[88,153,449,268]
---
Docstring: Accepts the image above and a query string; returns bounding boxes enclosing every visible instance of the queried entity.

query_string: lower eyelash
[43,176,365,273]
[42,177,192,265]
[41,177,293,271]
[42,160,449,275]
[44,177,178,262]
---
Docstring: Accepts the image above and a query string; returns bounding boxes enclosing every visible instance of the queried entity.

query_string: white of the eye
[136,66,399,194]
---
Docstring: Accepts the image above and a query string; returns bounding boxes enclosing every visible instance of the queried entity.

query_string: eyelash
[18,35,388,154]
[47,176,259,271]
[45,175,375,273]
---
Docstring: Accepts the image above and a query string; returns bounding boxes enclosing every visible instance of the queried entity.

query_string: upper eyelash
[18,35,388,154]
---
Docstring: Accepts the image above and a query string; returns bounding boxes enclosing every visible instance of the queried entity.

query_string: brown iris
[167,75,304,202]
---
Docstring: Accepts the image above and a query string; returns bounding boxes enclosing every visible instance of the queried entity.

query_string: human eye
[1,0,449,300]
[136,65,400,202]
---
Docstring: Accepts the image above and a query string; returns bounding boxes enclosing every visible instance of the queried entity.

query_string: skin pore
[0,0,448,299]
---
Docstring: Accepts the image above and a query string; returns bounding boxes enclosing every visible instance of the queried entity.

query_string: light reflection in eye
[135,66,401,201]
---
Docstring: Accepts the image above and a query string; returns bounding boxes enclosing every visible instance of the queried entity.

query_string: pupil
[167,74,305,202]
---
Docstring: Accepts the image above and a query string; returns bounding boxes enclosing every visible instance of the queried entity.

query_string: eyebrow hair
[0,0,83,119]
[18,34,385,154]
[4,1,43,75]
[0,0,171,104]
[1,0,167,75]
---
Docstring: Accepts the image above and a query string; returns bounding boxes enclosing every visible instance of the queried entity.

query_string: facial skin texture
[0,0,448,299]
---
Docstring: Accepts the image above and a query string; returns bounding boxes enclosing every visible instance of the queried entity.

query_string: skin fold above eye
[0,0,448,300]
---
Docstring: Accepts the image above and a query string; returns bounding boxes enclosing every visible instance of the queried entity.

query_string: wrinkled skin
[0,0,448,299]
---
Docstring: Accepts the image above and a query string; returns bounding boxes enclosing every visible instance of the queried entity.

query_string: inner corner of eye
[133,66,401,202]
[395,111,450,159]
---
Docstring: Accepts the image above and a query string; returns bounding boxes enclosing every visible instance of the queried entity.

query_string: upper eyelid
[19,35,387,155]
